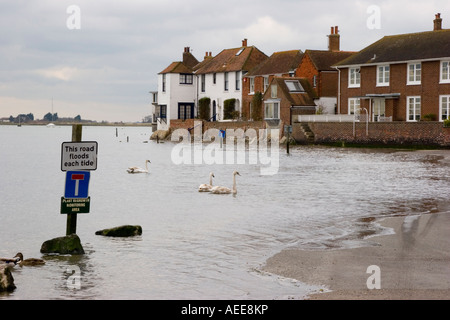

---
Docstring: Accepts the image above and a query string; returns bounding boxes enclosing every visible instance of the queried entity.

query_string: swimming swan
[127,160,151,174]
[210,171,240,194]
[198,172,215,192]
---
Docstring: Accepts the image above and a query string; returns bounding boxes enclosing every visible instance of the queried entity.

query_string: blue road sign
[65,171,90,198]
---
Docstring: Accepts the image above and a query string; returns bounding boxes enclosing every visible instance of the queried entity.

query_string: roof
[245,50,303,76]
[159,61,193,74]
[305,50,356,71]
[269,77,317,106]
[195,46,268,74]
[335,29,450,67]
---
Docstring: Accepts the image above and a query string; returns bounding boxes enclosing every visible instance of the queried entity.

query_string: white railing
[296,114,355,123]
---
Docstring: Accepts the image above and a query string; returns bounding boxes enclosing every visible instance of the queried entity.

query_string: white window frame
[407,96,421,122]
[249,77,255,94]
[377,65,390,87]
[235,71,241,91]
[348,98,360,115]
[264,100,280,120]
[407,62,421,85]
[349,67,360,88]
[263,76,269,93]
[440,60,450,84]
[440,95,450,121]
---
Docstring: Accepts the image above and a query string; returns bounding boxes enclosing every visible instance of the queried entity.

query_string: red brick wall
[296,54,319,95]
[293,121,450,147]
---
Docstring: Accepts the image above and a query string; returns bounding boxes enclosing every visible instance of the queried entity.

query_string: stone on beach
[40,234,85,255]
[0,265,16,292]
[95,225,142,237]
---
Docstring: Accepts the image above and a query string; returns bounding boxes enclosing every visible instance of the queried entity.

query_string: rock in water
[0,265,16,292]
[95,225,142,237]
[40,234,85,255]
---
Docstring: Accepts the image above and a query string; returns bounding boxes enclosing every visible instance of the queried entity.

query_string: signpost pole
[66,124,82,235]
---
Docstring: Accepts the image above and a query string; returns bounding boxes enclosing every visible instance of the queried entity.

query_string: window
[162,74,166,92]
[178,103,194,120]
[201,74,206,92]
[407,96,421,121]
[180,74,193,85]
[235,71,240,91]
[349,68,360,87]
[441,61,450,83]
[263,77,269,93]
[348,98,360,115]
[159,105,167,119]
[224,72,229,91]
[440,95,450,121]
[249,77,255,93]
[213,73,217,84]
[377,65,390,86]
[285,80,304,92]
[313,75,317,88]
[271,85,277,98]
[264,101,279,119]
[407,63,421,85]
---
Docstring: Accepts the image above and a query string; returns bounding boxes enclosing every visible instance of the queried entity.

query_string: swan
[13,253,45,266]
[210,171,240,194]
[198,172,215,192]
[127,160,151,174]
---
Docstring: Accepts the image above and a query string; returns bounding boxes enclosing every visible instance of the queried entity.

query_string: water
[1,125,449,300]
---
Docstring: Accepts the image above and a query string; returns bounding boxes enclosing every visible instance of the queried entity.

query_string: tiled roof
[159,61,193,74]
[270,77,317,106]
[335,29,450,67]
[245,50,303,76]
[305,50,356,71]
[195,46,268,74]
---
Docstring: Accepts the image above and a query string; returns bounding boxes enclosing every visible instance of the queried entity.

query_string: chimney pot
[242,39,248,47]
[434,13,442,31]
[330,26,334,35]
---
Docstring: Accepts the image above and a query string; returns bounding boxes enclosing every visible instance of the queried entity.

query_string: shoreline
[262,211,450,300]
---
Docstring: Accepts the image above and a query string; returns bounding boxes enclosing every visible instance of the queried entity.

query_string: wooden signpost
[61,125,98,235]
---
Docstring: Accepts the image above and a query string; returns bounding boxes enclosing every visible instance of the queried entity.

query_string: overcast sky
[0,0,449,122]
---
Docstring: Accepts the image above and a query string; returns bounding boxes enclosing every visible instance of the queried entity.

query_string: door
[212,101,217,121]
[372,98,386,122]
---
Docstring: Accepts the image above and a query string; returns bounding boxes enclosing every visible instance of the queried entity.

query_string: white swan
[211,171,240,194]
[198,172,215,192]
[127,160,150,174]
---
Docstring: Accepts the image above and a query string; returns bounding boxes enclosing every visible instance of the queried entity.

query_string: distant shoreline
[0,122,154,127]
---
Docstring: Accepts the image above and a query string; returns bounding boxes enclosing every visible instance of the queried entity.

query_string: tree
[198,97,211,121]
[224,98,236,120]
[251,91,263,121]
[43,112,58,121]
[74,115,81,122]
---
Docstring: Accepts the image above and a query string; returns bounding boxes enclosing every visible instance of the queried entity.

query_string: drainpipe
[334,66,341,114]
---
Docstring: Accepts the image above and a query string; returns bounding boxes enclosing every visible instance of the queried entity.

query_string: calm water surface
[1,125,449,300]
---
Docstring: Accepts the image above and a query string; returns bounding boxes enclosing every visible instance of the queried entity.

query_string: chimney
[242,38,248,47]
[434,13,442,31]
[328,26,340,52]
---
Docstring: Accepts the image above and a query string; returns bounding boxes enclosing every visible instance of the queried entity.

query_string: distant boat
[47,123,55,128]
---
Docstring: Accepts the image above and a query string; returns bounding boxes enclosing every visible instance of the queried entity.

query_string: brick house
[263,77,317,130]
[334,14,450,123]
[295,27,355,114]
[242,50,303,119]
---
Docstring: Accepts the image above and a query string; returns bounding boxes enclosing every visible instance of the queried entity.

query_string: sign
[61,197,90,214]
[61,141,98,171]
[284,125,292,134]
[65,171,90,198]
